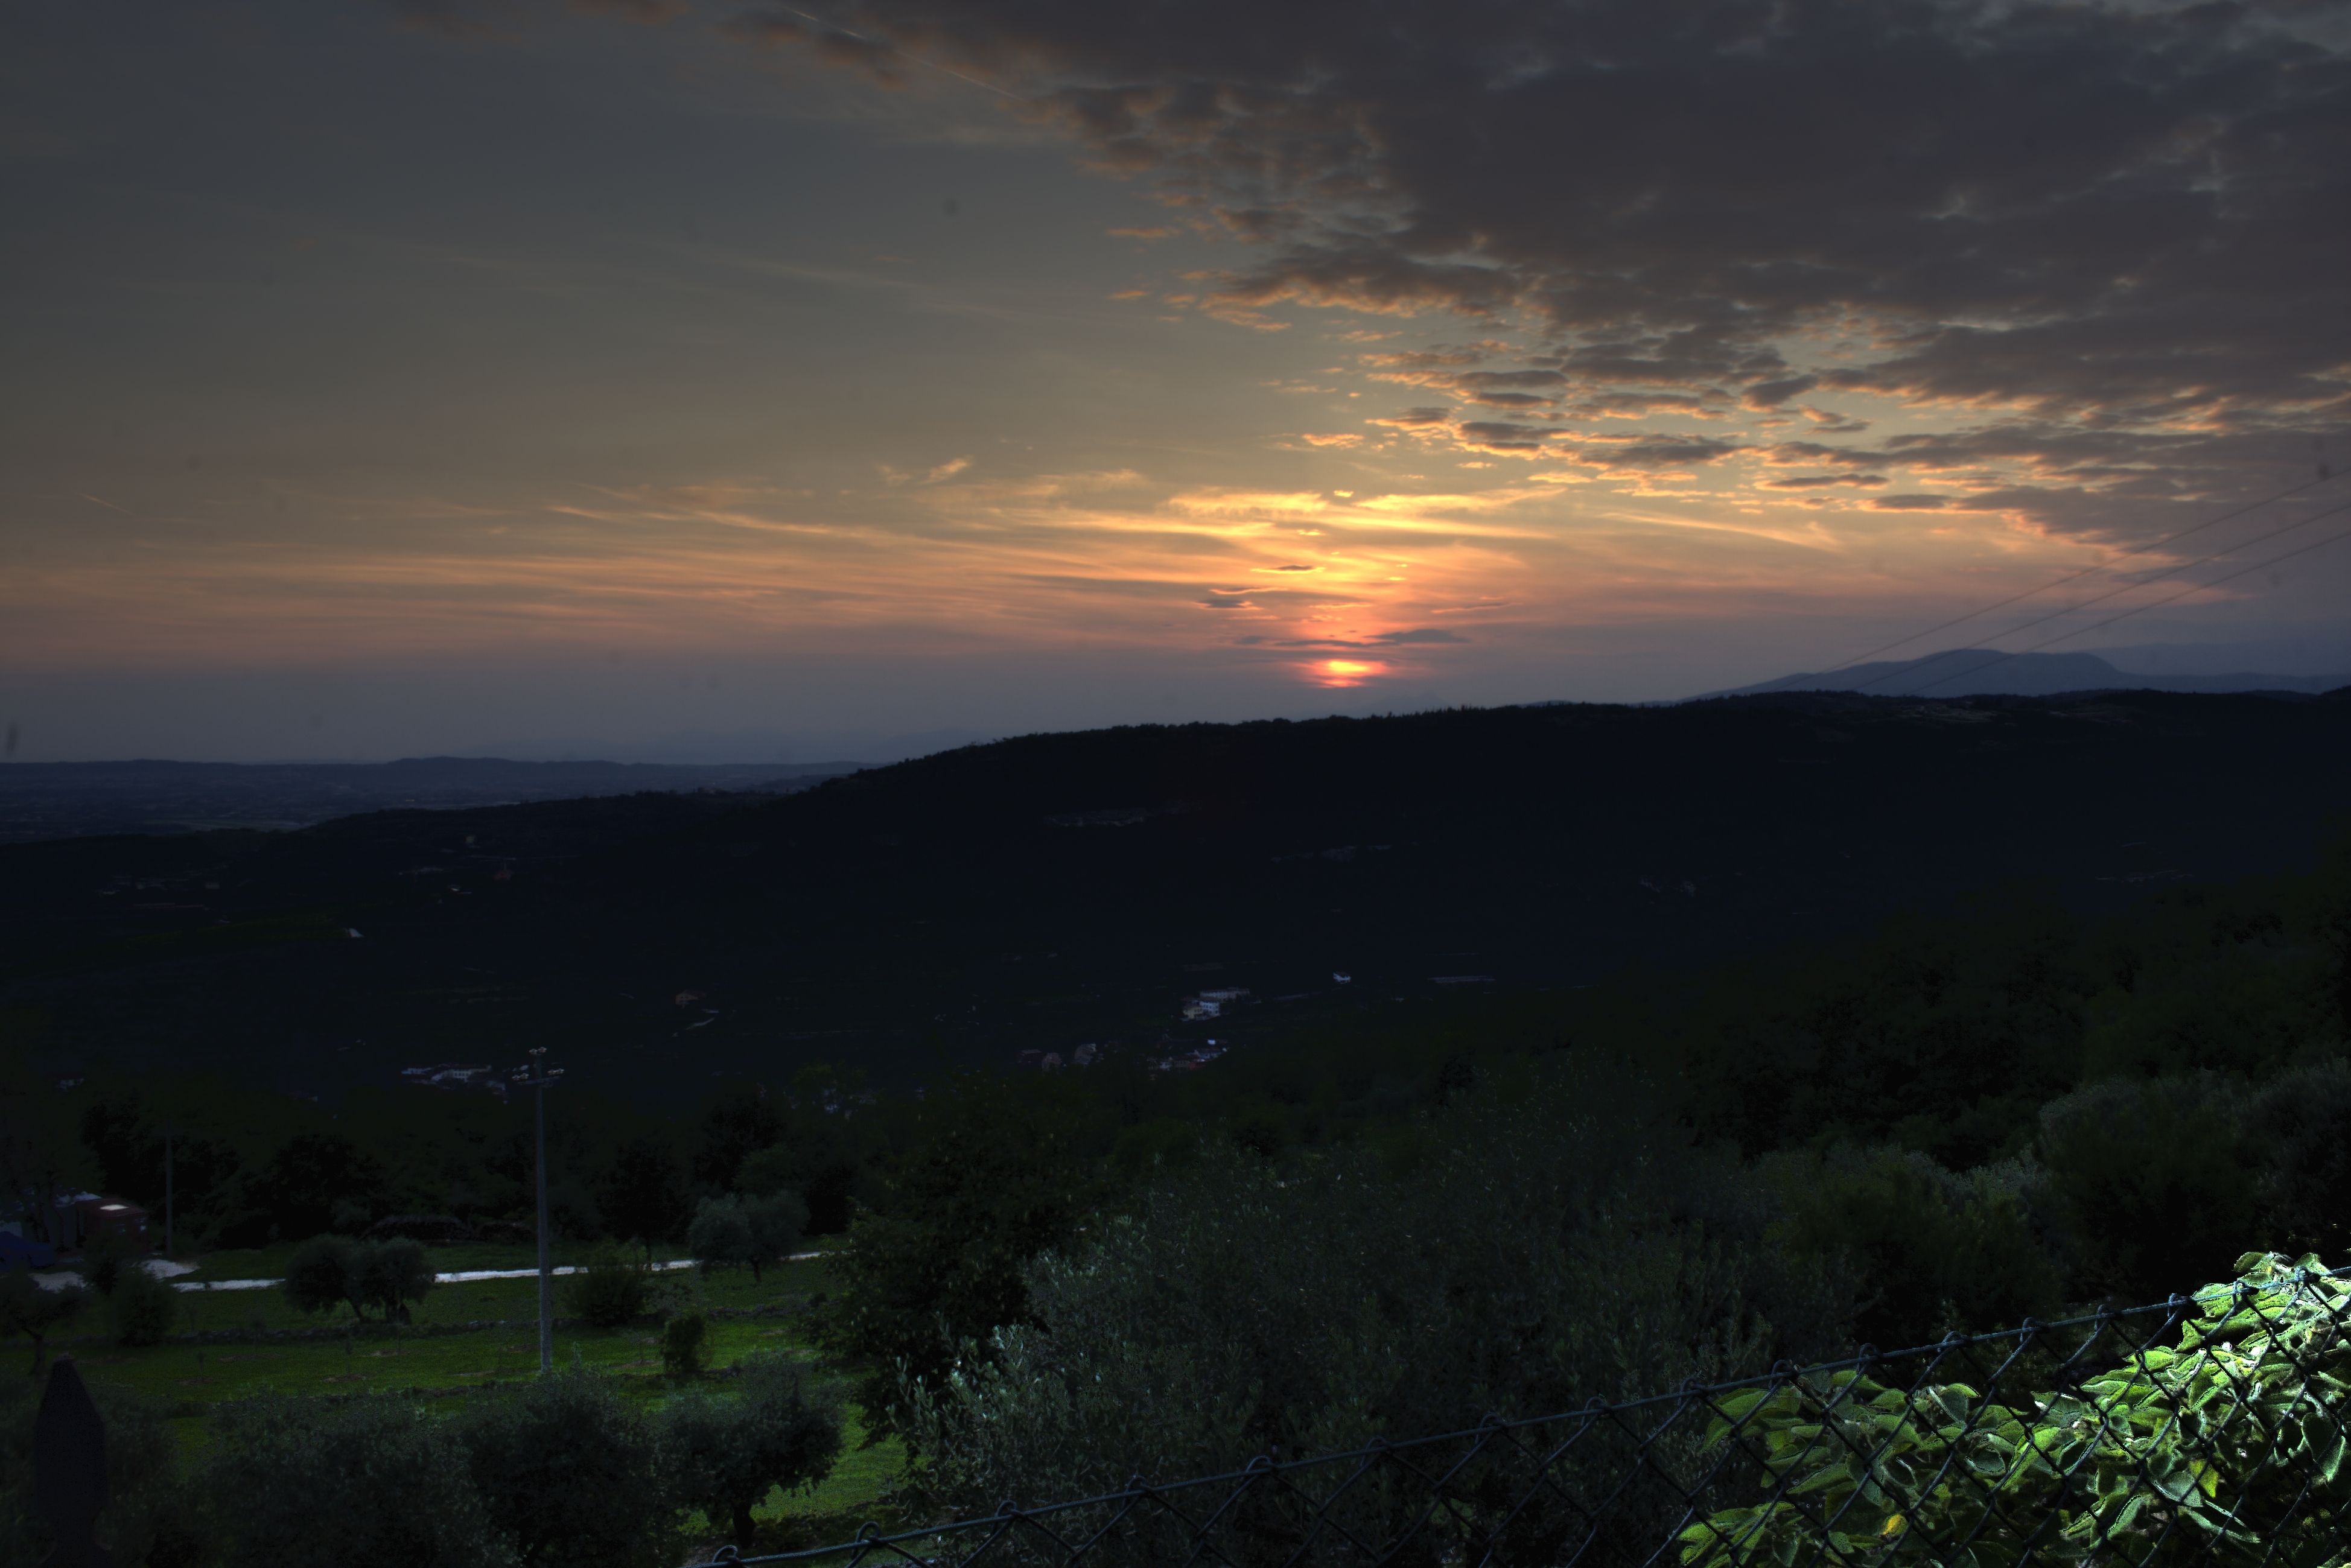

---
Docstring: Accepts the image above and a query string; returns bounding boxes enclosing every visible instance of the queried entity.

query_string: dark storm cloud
[1577,435,1746,468]
[1452,422,1745,466]
[1456,421,1558,452]
[742,0,2350,510]
[1767,421,2334,486]
[1370,366,1576,408]
[1745,376,1822,410]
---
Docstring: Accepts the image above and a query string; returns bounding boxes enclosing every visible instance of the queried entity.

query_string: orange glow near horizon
[0,461,2170,688]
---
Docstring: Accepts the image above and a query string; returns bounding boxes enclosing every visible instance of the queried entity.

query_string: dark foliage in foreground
[2,1360,847,1568]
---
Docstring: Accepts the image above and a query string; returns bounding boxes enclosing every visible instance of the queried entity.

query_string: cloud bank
[742,0,2348,536]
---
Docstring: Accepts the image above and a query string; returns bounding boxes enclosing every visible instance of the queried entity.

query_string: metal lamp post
[512,1048,564,1374]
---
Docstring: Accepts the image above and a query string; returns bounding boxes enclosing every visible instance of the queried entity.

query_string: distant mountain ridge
[0,755,865,846]
[1702,648,2351,700]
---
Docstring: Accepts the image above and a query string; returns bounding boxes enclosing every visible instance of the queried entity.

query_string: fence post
[33,1356,114,1567]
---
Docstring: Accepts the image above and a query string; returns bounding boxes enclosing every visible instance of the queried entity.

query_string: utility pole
[512,1048,564,1374]
[163,1123,173,1258]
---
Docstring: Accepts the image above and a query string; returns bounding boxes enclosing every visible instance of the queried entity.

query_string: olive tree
[453,1370,672,1568]
[196,1394,514,1568]
[661,1354,843,1552]
[0,1272,89,1376]
[281,1236,436,1321]
[686,1192,805,1283]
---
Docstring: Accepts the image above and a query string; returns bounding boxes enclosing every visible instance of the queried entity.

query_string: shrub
[662,1309,707,1378]
[1108,1117,1198,1181]
[79,1227,139,1297]
[733,1144,800,1198]
[194,1394,513,1568]
[661,1354,844,1551]
[454,1370,672,1568]
[1767,1146,2064,1350]
[2039,1075,2257,1300]
[904,1059,1851,1520]
[563,1248,650,1328]
[110,1262,179,1347]
[2242,1058,2351,1255]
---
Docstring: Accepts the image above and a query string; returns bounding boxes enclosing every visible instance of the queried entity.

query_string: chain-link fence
[706,1253,2351,1568]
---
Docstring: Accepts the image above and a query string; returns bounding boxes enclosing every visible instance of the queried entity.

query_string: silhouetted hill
[0,755,862,846]
[2,690,2344,1102]
[1705,647,2351,699]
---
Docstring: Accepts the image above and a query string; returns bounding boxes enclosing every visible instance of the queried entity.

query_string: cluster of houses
[1006,1040,1231,1076]
[1013,1044,1099,1071]
[1180,986,1250,1020]
[1001,983,1263,1077]
[399,1062,508,1099]
[1149,1044,1227,1075]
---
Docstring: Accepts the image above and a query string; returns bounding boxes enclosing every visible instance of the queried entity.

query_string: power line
[1849,492,2351,696]
[1752,465,2344,695]
[1909,509,2351,696]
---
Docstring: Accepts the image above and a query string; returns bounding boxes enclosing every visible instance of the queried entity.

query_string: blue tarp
[0,1230,57,1270]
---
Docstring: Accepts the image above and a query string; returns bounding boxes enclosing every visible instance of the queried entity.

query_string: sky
[2,0,2347,763]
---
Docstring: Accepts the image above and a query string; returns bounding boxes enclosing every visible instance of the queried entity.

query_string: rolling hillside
[3,688,2344,1102]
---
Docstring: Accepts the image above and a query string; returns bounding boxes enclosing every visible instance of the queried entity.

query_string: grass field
[31,1242,909,1543]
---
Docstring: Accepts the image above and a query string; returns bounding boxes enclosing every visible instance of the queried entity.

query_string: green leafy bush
[1768,1146,2064,1351]
[2038,1076,2257,1301]
[109,1263,178,1347]
[1106,1116,1198,1181]
[905,1062,1852,1516]
[1681,1252,2351,1568]
[562,1247,651,1328]
[79,1227,139,1297]
[2242,1060,2351,1256]
[663,1309,707,1378]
